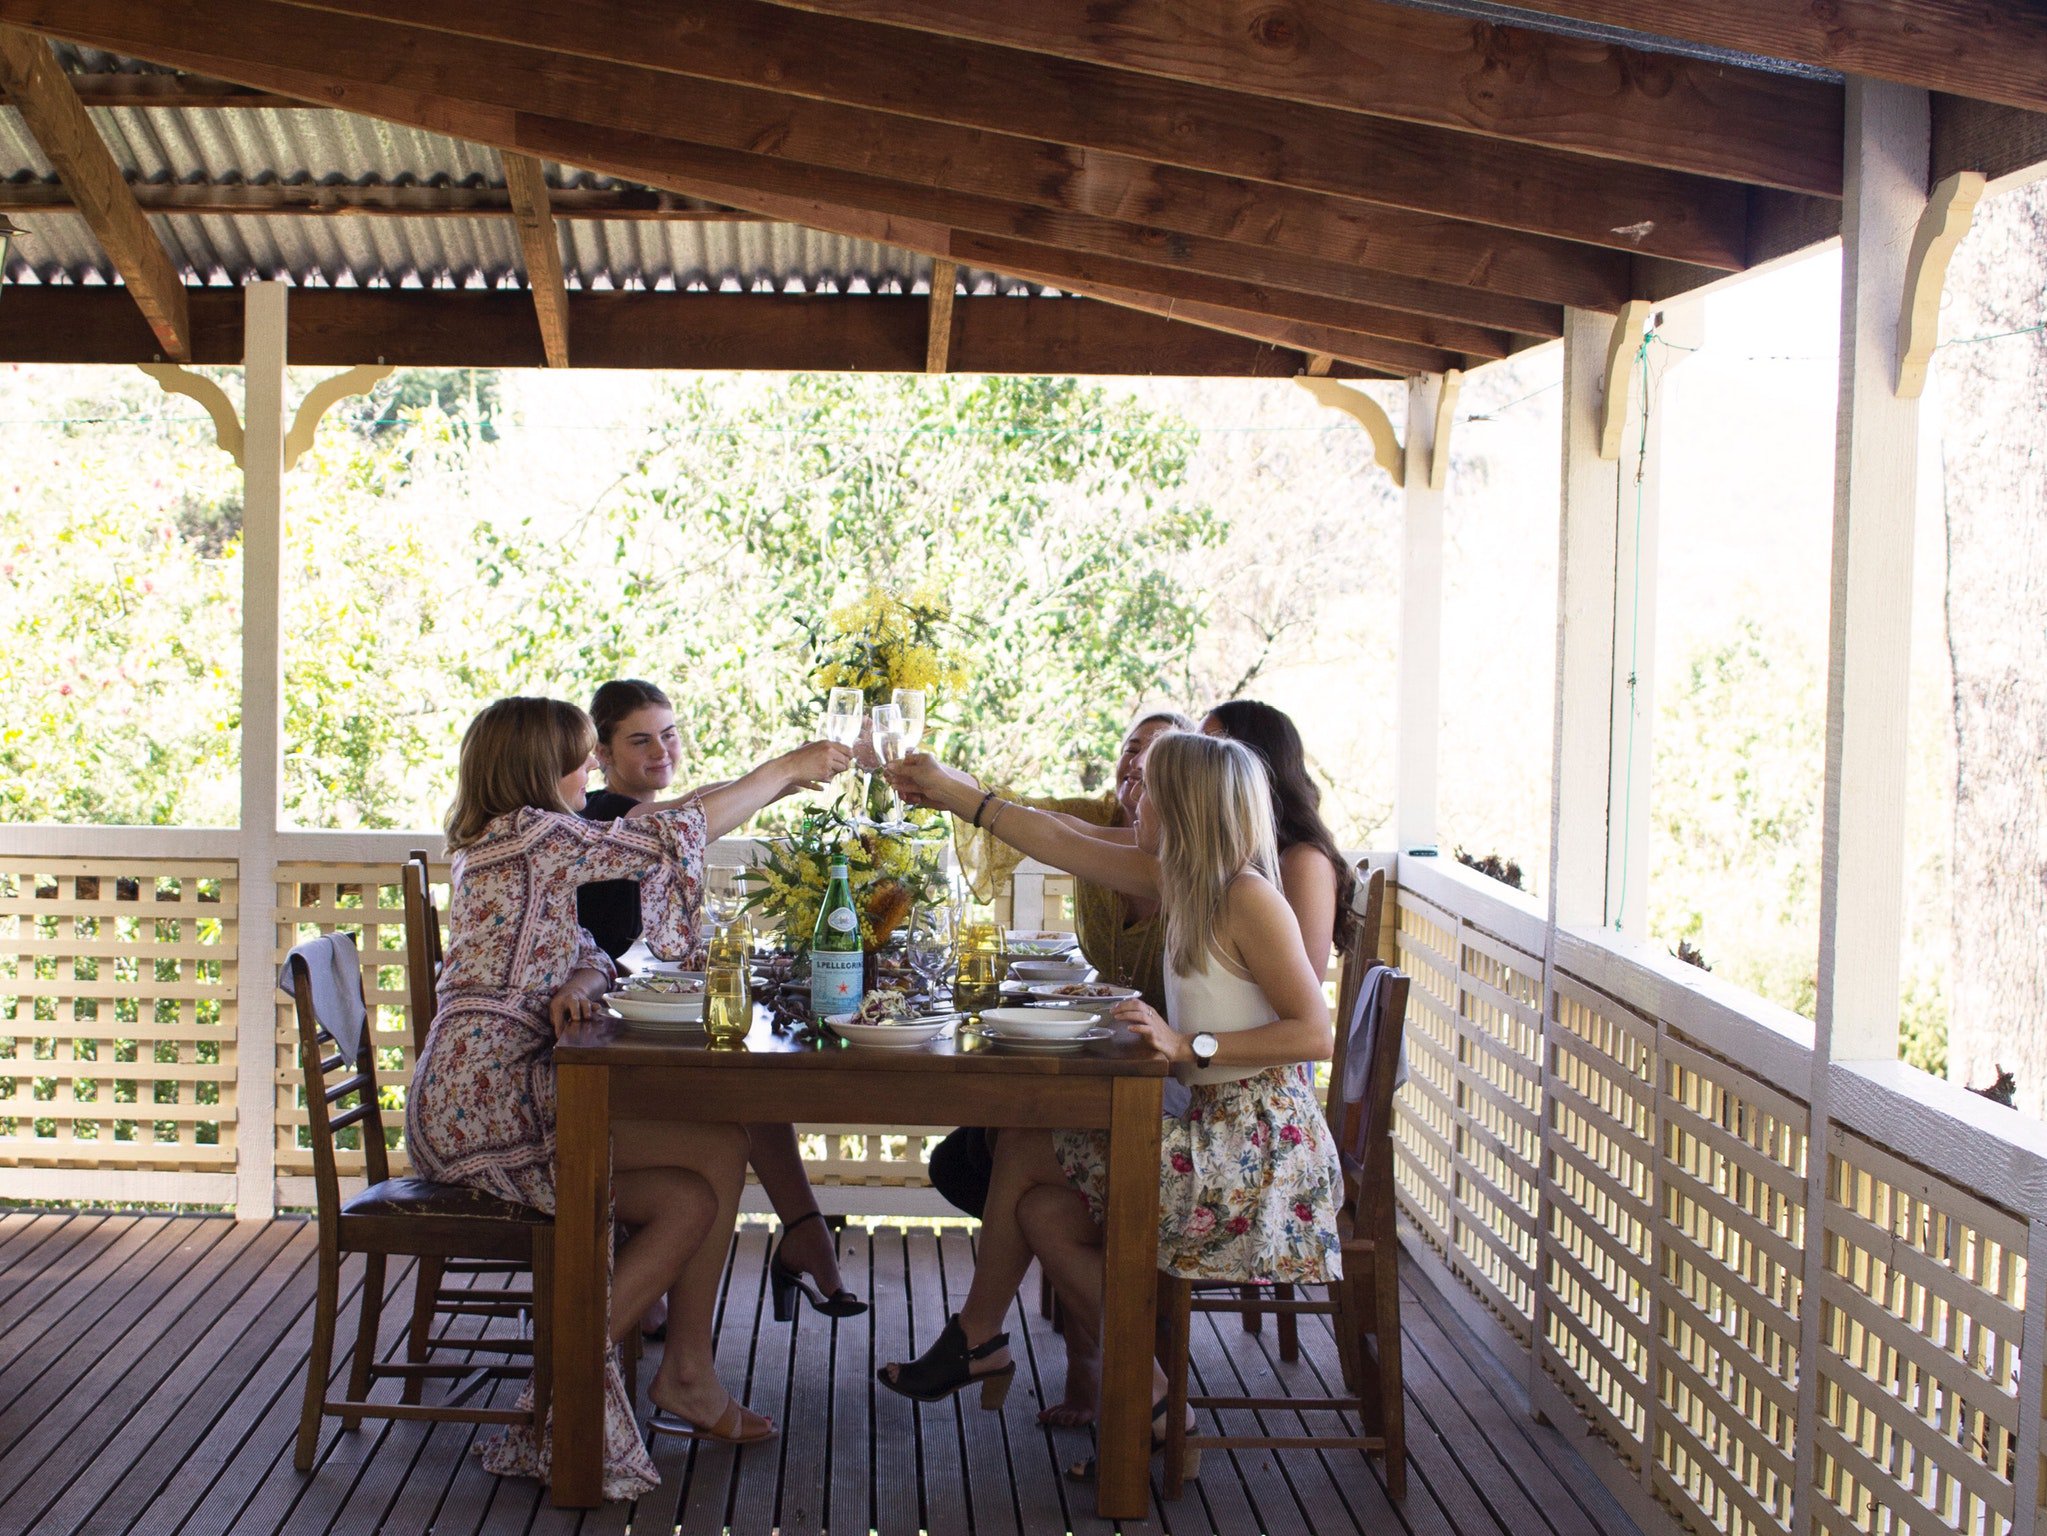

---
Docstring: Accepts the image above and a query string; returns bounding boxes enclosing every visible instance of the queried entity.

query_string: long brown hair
[1144,732,1279,976]
[1204,699,1357,940]
[444,697,596,851]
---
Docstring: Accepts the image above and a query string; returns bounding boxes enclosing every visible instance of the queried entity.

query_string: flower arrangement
[741,809,949,948]
[807,586,968,706]
[742,587,966,946]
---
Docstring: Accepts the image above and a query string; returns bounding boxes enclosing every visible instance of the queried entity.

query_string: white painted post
[1790,77,1931,1536]
[1395,375,1445,854]
[235,280,287,1221]
[1548,307,1625,931]
[1602,305,1697,936]
[1814,80,1927,1066]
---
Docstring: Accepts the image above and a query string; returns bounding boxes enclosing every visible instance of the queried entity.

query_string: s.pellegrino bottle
[810,858,864,1022]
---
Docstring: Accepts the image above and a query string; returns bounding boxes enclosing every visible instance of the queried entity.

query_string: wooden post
[1812,78,1928,1066]
[1790,76,1931,1536]
[1602,304,1697,935]
[236,280,287,1221]
[1548,307,1625,931]
[1395,374,1445,853]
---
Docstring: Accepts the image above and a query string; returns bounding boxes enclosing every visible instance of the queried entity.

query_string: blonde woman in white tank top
[876,733,1345,1435]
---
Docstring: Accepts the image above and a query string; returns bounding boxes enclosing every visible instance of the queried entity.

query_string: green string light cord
[1607,328,1658,934]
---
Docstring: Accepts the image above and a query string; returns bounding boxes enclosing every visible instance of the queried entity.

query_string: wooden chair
[1234,862,1388,1362]
[285,932,553,1471]
[397,853,534,1401]
[1157,911,1409,1499]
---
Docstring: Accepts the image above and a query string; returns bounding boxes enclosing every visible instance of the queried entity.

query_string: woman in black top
[581,680,864,1323]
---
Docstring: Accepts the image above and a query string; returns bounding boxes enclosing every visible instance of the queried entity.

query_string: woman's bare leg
[614,1118,764,1431]
[1017,1183,1102,1425]
[949,1129,1074,1367]
[612,1167,715,1335]
[746,1122,847,1295]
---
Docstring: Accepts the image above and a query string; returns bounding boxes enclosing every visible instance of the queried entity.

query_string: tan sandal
[650,1394,777,1444]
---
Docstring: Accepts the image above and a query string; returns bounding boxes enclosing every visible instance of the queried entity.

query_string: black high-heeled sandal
[875,1314,1016,1408]
[769,1210,869,1321]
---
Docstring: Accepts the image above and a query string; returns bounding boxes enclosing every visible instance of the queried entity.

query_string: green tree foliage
[2,367,1218,830]
[1650,615,1825,1018]
[475,373,1221,800]
[0,368,242,825]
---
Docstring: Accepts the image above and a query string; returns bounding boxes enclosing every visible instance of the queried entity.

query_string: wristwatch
[1189,1032,1220,1070]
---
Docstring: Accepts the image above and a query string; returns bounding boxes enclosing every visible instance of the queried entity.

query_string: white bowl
[1005,930,1078,956]
[606,990,705,1024]
[825,1012,955,1049]
[1024,982,1139,1013]
[1009,958,1093,984]
[979,1005,1097,1040]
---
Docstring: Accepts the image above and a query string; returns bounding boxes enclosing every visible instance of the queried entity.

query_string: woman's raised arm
[631,740,852,841]
[888,752,1160,898]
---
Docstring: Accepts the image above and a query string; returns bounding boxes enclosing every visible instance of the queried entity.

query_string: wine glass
[906,904,956,1009]
[871,702,907,823]
[823,688,865,813]
[891,689,926,756]
[704,864,746,927]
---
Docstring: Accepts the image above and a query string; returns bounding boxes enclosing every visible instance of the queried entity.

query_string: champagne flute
[823,687,865,814]
[871,702,907,824]
[891,689,926,756]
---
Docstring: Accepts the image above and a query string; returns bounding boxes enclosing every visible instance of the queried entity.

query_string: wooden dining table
[550,1010,1171,1519]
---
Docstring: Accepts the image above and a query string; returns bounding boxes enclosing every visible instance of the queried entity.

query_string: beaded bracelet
[971,788,999,828]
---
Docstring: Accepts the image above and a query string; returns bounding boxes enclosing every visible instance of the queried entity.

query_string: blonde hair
[444,697,597,851]
[1144,732,1279,975]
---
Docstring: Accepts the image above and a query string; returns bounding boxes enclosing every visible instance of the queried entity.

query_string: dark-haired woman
[1201,699,1355,980]
[576,679,867,1327]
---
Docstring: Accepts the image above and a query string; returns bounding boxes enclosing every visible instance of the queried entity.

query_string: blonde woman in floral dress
[408,697,849,1499]
[877,733,1342,1450]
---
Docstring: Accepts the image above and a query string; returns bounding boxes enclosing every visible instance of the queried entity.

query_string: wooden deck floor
[0,1212,1639,1536]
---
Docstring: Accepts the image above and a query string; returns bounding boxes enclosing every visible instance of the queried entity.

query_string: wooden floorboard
[0,1215,1646,1536]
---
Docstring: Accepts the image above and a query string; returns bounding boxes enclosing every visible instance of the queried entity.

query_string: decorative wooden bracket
[1430,369,1462,491]
[139,363,244,465]
[1296,377,1403,489]
[139,361,392,470]
[285,364,393,469]
[1897,170,1987,399]
[1597,299,1654,461]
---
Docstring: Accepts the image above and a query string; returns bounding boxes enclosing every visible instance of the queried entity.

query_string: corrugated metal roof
[1,47,1043,298]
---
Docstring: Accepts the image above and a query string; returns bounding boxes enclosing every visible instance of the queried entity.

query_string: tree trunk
[1941,181,2047,1112]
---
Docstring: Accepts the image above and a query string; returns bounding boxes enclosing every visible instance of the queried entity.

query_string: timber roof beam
[0,24,190,358]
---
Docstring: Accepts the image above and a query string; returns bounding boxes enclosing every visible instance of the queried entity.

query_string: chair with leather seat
[399,851,640,1405]
[1228,863,1387,1362]
[285,931,553,1470]
[1155,899,1410,1500]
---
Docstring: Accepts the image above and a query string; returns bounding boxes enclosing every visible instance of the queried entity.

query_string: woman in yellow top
[949,708,1190,1009]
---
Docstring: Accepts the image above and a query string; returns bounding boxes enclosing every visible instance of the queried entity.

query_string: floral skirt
[1054,1064,1344,1284]
[407,1001,659,1502]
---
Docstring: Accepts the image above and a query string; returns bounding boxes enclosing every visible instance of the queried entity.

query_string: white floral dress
[1055,952,1344,1284]
[406,801,706,1500]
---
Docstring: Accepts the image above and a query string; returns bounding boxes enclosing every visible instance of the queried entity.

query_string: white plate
[1023,983,1139,1012]
[605,990,706,1023]
[967,1024,1113,1052]
[979,1005,1098,1040]
[824,1012,956,1049]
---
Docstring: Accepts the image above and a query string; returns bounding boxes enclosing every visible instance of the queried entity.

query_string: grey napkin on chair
[279,931,368,1062]
[1340,962,1408,1103]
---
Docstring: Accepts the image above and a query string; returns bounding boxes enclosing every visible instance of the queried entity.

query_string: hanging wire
[1607,328,1657,934]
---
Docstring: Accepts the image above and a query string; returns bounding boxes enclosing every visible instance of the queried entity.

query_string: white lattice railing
[1391,854,2047,1536]
[0,824,1100,1215]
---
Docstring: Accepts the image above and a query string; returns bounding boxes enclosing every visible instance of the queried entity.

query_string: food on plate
[624,974,704,995]
[850,988,915,1026]
[1047,982,1124,998]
